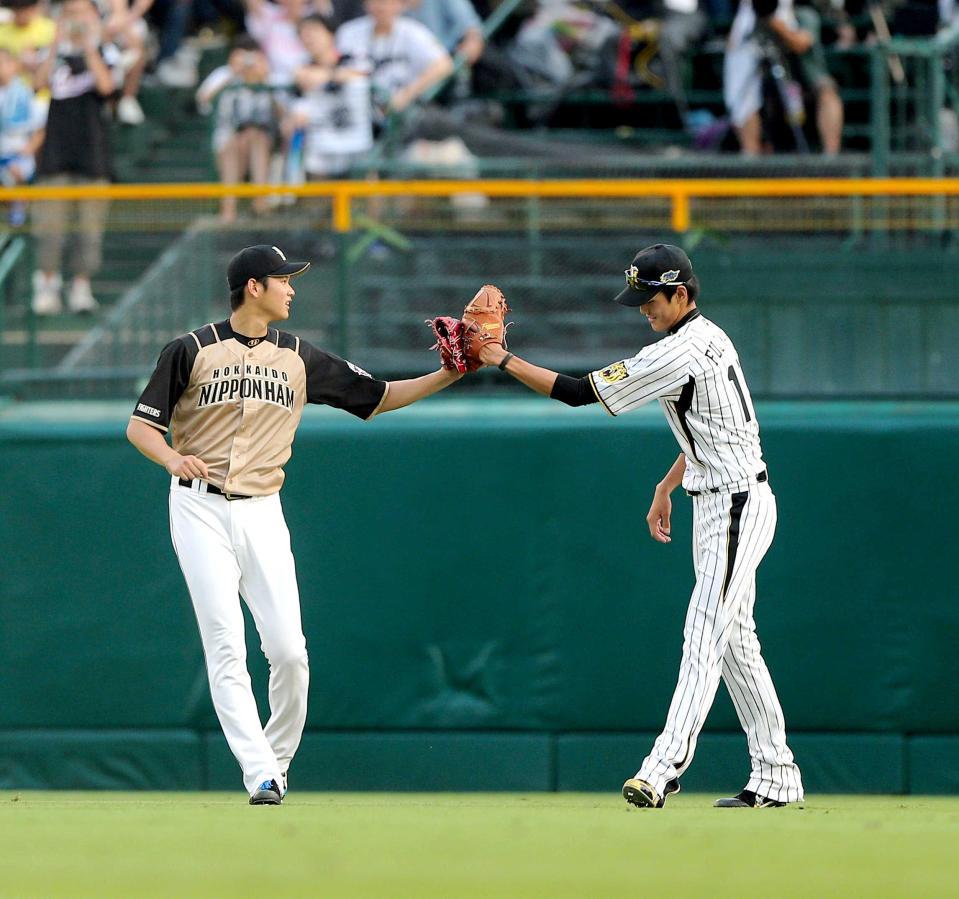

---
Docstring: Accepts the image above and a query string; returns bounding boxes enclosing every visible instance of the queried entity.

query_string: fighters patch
[347,361,372,378]
[598,362,629,384]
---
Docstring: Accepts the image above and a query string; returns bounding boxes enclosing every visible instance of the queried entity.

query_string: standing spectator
[288,14,372,178]
[0,0,55,86]
[335,0,453,122]
[244,0,311,84]
[724,0,843,154]
[0,46,45,225]
[31,0,120,316]
[196,35,285,221]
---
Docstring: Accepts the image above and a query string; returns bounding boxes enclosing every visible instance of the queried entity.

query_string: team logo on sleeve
[347,361,372,378]
[598,361,629,384]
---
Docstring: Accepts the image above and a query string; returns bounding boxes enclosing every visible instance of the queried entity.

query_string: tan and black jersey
[131,320,389,495]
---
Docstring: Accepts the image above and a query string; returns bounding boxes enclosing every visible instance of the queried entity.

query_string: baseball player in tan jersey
[126,244,463,805]
[475,244,803,809]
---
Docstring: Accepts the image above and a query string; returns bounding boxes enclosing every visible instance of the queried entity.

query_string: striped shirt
[589,310,766,494]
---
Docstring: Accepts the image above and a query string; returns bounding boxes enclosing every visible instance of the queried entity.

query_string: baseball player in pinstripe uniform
[126,245,463,805]
[478,244,804,809]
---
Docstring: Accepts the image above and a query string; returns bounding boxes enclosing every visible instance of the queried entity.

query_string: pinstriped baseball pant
[636,482,804,803]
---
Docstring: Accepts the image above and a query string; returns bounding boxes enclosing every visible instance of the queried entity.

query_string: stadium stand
[3,0,959,397]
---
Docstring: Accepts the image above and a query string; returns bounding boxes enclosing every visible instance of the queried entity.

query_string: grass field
[2,792,958,897]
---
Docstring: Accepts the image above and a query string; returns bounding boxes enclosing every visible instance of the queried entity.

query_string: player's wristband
[498,352,514,371]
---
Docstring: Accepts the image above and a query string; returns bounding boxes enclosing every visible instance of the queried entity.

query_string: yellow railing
[3,178,959,233]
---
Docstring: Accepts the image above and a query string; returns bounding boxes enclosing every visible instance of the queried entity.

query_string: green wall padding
[204,732,554,792]
[1,400,957,792]
[907,738,959,794]
[0,731,203,790]
[556,734,906,794]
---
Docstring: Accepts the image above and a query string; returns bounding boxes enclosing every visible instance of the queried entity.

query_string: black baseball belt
[686,470,767,497]
[178,478,253,501]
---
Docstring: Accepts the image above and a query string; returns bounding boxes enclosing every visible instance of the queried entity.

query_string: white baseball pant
[169,478,309,794]
[636,482,804,803]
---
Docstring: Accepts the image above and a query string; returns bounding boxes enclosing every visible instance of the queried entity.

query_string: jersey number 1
[727,364,752,422]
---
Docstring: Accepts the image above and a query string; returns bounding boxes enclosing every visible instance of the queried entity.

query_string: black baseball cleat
[622,778,680,808]
[249,778,283,806]
[714,789,788,808]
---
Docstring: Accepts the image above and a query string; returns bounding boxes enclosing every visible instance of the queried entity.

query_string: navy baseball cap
[614,244,693,307]
[227,245,310,291]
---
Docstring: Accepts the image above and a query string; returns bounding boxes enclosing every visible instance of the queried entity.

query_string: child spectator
[287,14,371,178]
[196,35,285,221]
[0,46,45,225]
[0,0,56,86]
[31,0,121,316]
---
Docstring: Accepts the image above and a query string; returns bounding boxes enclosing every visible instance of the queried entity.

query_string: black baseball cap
[227,245,310,291]
[614,244,693,307]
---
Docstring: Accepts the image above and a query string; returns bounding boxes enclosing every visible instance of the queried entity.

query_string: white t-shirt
[293,77,373,175]
[335,15,447,101]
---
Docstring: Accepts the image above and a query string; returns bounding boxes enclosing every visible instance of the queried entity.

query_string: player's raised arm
[374,367,464,415]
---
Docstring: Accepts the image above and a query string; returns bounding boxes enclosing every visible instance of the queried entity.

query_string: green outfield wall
[1,399,957,794]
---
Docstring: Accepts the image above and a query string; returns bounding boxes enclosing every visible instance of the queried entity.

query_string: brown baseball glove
[426,315,468,373]
[462,284,510,371]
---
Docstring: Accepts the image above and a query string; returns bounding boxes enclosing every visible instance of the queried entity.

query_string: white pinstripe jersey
[589,311,766,494]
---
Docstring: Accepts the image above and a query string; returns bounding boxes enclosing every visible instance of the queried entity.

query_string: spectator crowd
[1,0,957,313]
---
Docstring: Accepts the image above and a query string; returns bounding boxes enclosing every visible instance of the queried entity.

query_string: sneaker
[117,95,145,125]
[622,777,680,809]
[249,778,283,806]
[714,789,789,808]
[32,271,62,316]
[68,278,98,313]
[155,52,198,88]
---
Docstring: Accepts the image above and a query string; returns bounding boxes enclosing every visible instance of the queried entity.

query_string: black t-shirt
[37,44,118,179]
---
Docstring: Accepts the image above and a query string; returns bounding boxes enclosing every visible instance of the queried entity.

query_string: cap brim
[614,285,657,307]
[273,261,310,278]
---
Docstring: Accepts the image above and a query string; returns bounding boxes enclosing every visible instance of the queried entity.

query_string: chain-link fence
[2,179,959,399]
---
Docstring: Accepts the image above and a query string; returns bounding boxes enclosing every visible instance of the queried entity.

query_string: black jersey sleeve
[299,339,389,420]
[550,373,599,407]
[130,338,194,431]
